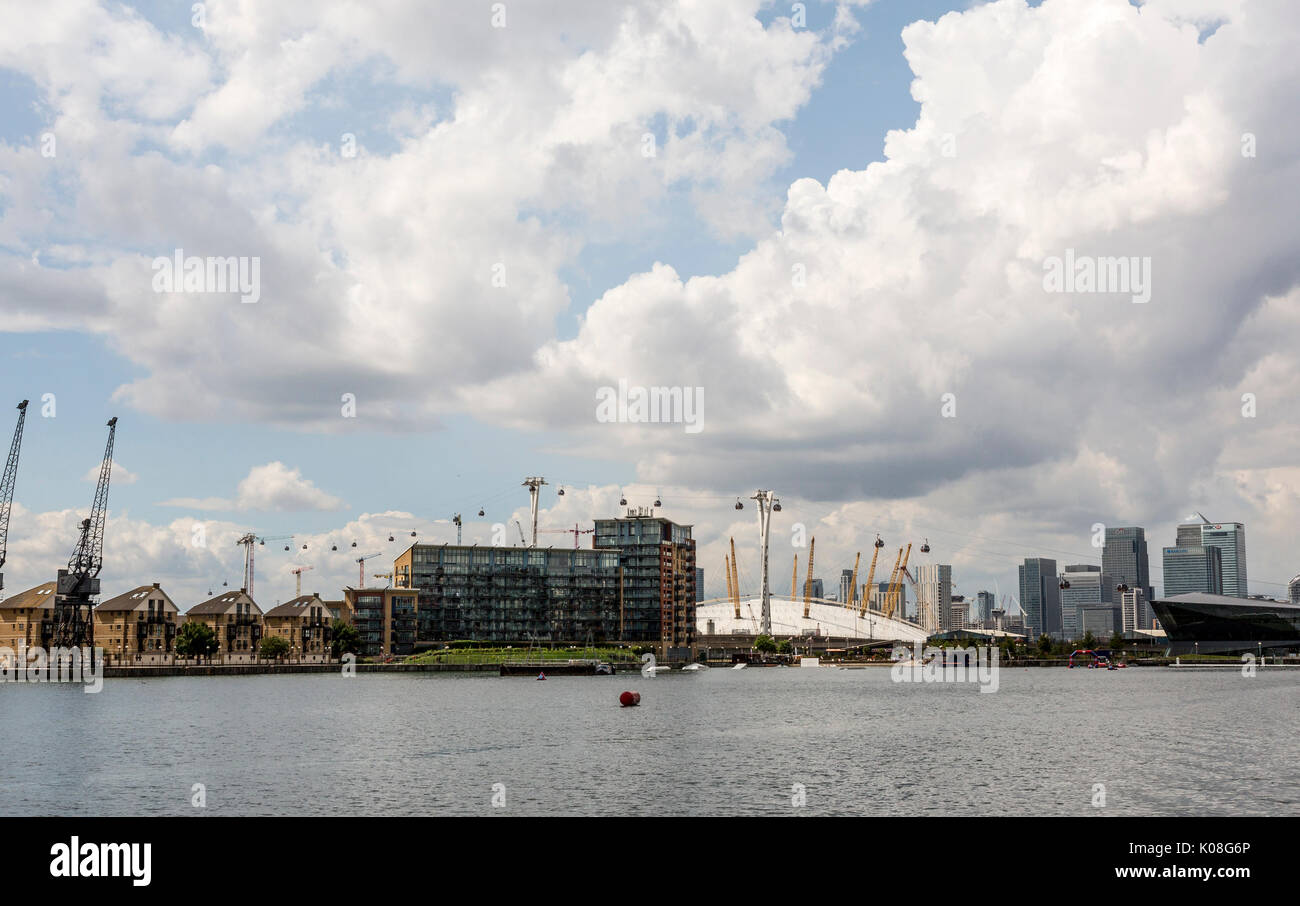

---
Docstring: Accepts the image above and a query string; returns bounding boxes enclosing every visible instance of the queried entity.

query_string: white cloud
[157,461,345,512]
[83,459,137,485]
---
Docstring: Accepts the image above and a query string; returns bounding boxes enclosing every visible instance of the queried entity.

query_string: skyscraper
[839,569,854,605]
[1102,527,1153,602]
[976,590,995,626]
[1162,545,1222,596]
[1018,558,1060,639]
[916,563,952,630]
[1200,523,1247,597]
[1058,564,1113,640]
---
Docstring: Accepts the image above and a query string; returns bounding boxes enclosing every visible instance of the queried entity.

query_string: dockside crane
[802,537,816,618]
[51,416,117,648]
[0,400,29,594]
[235,533,293,600]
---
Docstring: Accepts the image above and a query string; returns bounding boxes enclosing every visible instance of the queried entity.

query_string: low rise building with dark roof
[185,589,264,663]
[263,593,334,662]
[0,581,56,652]
[94,582,180,665]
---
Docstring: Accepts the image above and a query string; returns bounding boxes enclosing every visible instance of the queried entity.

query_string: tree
[776,639,793,655]
[330,619,360,658]
[1081,631,1098,650]
[754,633,778,654]
[259,635,291,660]
[175,621,219,659]
[1109,631,1125,651]
[1037,634,1053,656]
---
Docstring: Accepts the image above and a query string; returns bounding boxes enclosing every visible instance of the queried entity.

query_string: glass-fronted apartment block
[391,545,621,645]
[593,511,696,653]
[1162,546,1223,597]
[343,587,418,657]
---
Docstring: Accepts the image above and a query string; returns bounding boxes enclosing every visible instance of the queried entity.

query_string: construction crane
[729,537,740,619]
[858,534,885,615]
[513,520,527,546]
[51,416,117,648]
[0,400,29,594]
[235,533,293,600]
[723,556,734,617]
[846,551,861,612]
[790,554,798,599]
[802,537,816,619]
[539,523,594,549]
[354,552,383,588]
[372,572,393,588]
[452,513,462,544]
[884,543,912,620]
[290,564,314,598]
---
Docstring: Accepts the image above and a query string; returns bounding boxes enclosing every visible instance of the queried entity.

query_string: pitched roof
[186,589,262,616]
[97,584,179,612]
[264,594,326,618]
[0,581,56,610]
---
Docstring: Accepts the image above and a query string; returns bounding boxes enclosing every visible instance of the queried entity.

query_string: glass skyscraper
[1018,557,1060,639]
[1102,526,1153,601]
[1058,564,1113,640]
[1199,523,1247,597]
[1162,545,1223,596]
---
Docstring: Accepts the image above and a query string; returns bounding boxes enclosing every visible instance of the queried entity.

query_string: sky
[1,0,1298,612]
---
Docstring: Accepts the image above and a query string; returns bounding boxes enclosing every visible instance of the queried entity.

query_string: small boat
[681,663,709,672]
[594,662,614,676]
[732,663,747,670]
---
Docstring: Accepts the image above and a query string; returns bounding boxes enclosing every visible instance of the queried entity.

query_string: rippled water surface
[1,666,1295,815]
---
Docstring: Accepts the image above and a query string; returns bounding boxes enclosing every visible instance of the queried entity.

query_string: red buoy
[619,691,641,707]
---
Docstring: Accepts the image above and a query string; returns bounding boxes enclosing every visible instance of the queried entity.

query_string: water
[1,666,1295,816]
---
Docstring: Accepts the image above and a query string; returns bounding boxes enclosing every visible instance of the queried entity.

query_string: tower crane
[729,537,740,619]
[884,543,912,620]
[846,551,861,612]
[290,564,314,598]
[452,513,462,544]
[354,552,383,588]
[539,524,594,549]
[858,535,885,616]
[372,572,393,588]
[802,537,816,619]
[0,400,29,594]
[51,416,117,648]
[724,556,736,618]
[235,533,293,600]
